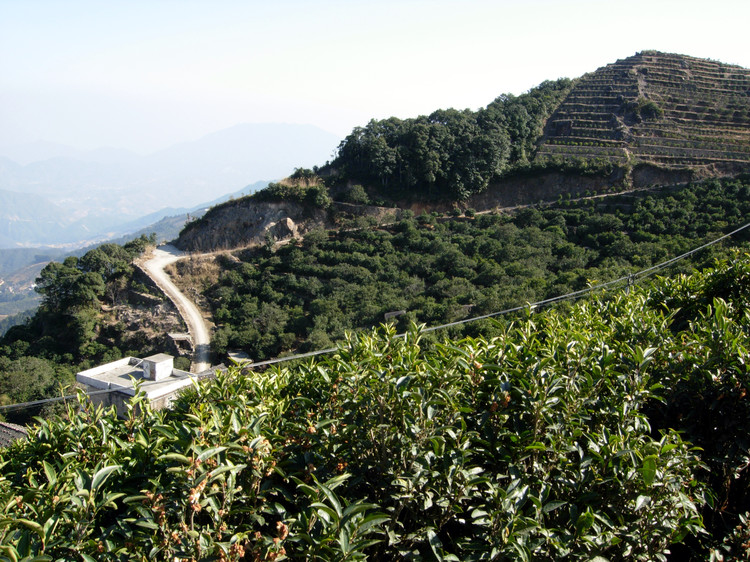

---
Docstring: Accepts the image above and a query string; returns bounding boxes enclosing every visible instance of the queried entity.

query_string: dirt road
[142,245,211,373]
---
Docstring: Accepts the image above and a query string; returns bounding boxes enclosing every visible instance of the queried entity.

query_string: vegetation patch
[206,177,750,362]
[3,254,750,559]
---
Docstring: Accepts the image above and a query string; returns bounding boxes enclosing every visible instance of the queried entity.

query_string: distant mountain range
[0,178,270,319]
[0,123,340,248]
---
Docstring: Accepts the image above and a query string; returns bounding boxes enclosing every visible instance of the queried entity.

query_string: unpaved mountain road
[141,245,211,373]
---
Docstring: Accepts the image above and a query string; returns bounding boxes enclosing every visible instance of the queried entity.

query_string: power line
[424,220,750,332]
[1,220,748,416]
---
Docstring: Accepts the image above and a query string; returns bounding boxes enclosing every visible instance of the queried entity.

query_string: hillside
[2,255,750,559]
[536,51,750,177]
[174,52,750,255]
[178,177,750,362]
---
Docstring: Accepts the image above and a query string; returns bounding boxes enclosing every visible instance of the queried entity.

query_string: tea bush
[3,255,750,559]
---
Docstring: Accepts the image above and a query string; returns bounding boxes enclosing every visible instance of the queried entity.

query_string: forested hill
[325,51,750,202]
[326,78,574,200]
[175,52,750,254]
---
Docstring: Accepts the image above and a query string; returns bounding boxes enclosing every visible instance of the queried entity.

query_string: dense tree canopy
[329,79,574,200]
[0,235,158,416]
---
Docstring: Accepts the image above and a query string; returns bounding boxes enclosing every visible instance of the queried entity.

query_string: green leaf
[158,453,191,464]
[311,503,338,525]
[641,455,657,486]
[427,528,444,562]
[637,346,658,369]
[355,514,390,536]
[197,446,227,462]
[91,464,121,492]
[396,375,412,389]
[339,527,351,553]
[123,495,150,504]
[542,500,567,513]
[660,442,677,454]
[0,518,45,542]
[315,418,338,431]
[152,425,178,440]
[207,463,247,481]
[575,509,594,536]
[342,502,378,520]
[42,461,57,486]
[317,482,343,518]
[635,495,651,511]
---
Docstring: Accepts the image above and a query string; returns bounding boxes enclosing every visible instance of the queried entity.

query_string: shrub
[344,185,370,205]
[3,264,736,559]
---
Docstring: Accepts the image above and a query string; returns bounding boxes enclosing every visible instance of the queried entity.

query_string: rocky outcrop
[175,200,329,252]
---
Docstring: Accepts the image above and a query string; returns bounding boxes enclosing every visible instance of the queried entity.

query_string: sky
[2,0,749,154]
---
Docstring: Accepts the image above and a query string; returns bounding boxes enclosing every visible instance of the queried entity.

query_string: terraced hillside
[536,51,750,175]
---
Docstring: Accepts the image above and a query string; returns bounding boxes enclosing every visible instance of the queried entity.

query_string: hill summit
[536,51,750,176]
[174,52,750,254]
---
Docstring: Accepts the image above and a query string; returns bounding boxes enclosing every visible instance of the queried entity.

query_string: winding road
[142,245,211,373]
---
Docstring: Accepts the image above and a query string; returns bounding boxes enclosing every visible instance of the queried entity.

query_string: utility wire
[424,220,750,332]
[2,220,749,415]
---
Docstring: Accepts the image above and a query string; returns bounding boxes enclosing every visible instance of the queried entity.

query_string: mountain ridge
[176,52,750,254]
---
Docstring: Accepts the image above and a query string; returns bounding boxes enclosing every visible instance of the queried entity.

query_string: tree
[0,356,71,423]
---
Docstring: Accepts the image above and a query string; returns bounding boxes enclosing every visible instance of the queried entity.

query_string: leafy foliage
[10,254,750,559]
[253,182,332,209]
[206,177,750,361]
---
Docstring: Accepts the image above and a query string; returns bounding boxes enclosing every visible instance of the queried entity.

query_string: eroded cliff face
[468,164,705,211]
[468,171,621,211]
[175,200,330,253]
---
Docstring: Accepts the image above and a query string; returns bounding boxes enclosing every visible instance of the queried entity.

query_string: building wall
[82,385,184,418]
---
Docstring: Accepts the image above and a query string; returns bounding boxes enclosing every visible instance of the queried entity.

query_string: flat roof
[76,357,195,400]
[144,353,174,363]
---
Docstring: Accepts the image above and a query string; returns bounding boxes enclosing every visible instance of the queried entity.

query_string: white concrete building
[76,353,197,417]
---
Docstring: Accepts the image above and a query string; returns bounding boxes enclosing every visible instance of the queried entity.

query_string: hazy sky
[2,0,749,153]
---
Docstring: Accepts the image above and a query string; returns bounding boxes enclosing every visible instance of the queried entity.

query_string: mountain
[0,189,71,247]
[322,51,750,207]
[0,140,89,165]
[0,123,340,248]
[536,50,750,177]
